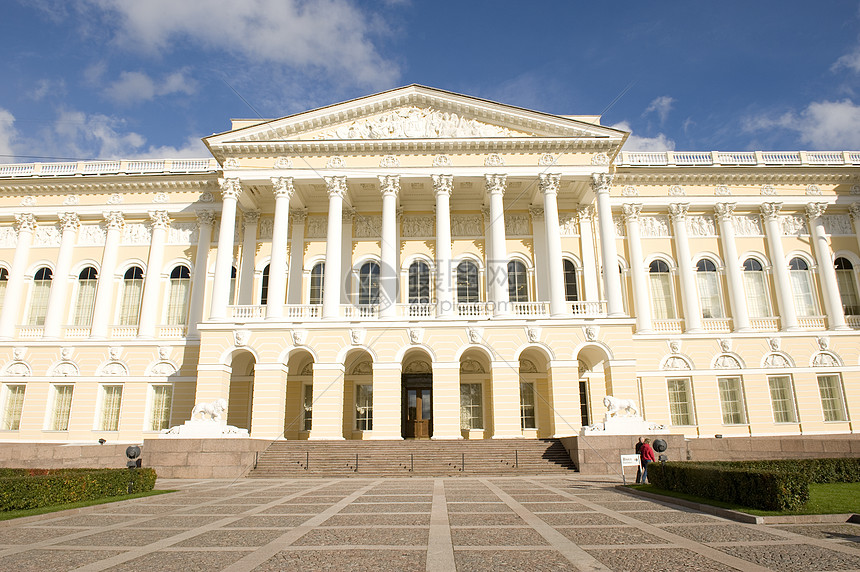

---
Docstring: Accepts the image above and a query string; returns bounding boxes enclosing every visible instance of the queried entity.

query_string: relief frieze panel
[733,215,763,236]
[121,223,152,245]
[504,214,529,236]
[306,216,328,239]
[34,225,61,247]
[401,215,435,238]
[822,214,852,235]
[686,215,717,237]
[451,215,483,237]
[168,222,198,244]
[0,227,17,248]
[77,225,106,246]
[354,215,382,238]
[639,215,671,238]
[558,213,578,237]
[780,215,808,236]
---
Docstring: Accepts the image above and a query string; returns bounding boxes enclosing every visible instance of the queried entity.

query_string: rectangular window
[73,278,97,326]
[459,383,483,430]
[667,378,695,426]
[743,271,771,318]
[717,377,747,425]
[768,376,798,423]
[27,280,51,326]
[789,271,817,317]
[1,384,26,431]
[302,384,313,432]
[166,279,190,325]
[520,381,536,429]
[817,375,847,422]
[119,279,143,326]
[98,385,123,431]
[49,385,74,431]
[355,384,372,431]
[148,385,173,431]
[650,273,675,319]
[697,272,724,318]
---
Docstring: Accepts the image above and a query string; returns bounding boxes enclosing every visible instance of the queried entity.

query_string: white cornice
[613,172,860,185]
[0,178,217,195]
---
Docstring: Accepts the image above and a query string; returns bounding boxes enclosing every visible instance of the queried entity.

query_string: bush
[702,458,860,484]
[0,468,157,512]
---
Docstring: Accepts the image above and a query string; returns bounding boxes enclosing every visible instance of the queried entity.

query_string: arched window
[457,260,480,303]
[507,260,529,302]
[695,259,723,319]
[788,257,816,316]
[742,258,771,318]
[229,266,237,305]
[73,267,98,327]
[0,267,8,309]
[119,266,144,326]
[408,261,430,304]
[563,260,579,302]
[648,260,675,319]
[834,257,860,315]
[260,264,270,305]
[166,265,191,325]
[28,267,53,325]
[309,262,324,305]
[358,261,379,306]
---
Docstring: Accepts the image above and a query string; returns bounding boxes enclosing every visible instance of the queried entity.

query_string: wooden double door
[402,374,432,439]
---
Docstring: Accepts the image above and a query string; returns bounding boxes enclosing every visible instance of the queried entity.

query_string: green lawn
[629,482,860,517]
[0,489,174,521]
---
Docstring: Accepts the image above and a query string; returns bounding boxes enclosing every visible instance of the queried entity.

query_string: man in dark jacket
[634,437,644,483]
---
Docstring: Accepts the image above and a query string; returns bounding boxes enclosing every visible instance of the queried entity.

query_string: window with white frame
[309,262,324,305]
[563,260,579,302]
[27,267,53,326]
[768,375,798,423]
[98,385,123,431]
[408,261,430,304]
[788,257,817,317]
[717,377,747,425]
[48,384,74,431]
[817,374,847,422]
[520,381,536,429]
[456,260,480,303]
[507,260,529,302]
[695,259,724,318]
[834,257,860,315]
[355,384,373,431]
[260,264,270,305]
[1,384,25,431]
[459,383,483,430]
[118,266,144,326]
[166,265,191,325]
[742,258,771,318]
[649,260,676,319]
[0,267,8,309]
[73,267,98,327]
[667,378,695,425]
[358,262,380,306]
[148,384,173,431]
[302,383,313,431]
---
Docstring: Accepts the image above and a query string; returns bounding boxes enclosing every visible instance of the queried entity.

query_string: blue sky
[2,0,860,162]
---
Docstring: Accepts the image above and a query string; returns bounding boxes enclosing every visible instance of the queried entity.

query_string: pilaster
[249,363,288,439]
[238,210,260,305]
[369,362,403,439]
[308,362,346,439]
[431,362,463,439]
[548,360,583,437]
[491,361,524,438]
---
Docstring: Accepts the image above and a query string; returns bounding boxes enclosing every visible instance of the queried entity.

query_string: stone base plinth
[161,419,249,438]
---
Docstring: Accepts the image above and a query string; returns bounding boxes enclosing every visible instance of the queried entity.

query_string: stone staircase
[247,438,577,477]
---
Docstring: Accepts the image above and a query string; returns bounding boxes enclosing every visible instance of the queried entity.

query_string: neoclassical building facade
[0,85,858,444]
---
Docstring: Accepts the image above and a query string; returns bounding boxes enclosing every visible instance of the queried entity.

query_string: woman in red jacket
[640,438,656,483]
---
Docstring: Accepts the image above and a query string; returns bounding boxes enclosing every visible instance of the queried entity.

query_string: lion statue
[603,395,639,417]
[191,398,228,422]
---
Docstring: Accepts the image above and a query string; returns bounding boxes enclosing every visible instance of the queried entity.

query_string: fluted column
[433,175,455,317]
[237,210,259,305]
[89,212,124,339]
[761,202,798,330]
[210,178,242,320]
[0,214,36,339]
[577,206,600,302]
[378,175,399,318]
[187,210,214,338]
[137,211,170,338]
[540,174,567,316]
[622,204,652,333]
[714,203,751,332]
[807,203,848,330]
[287,209,307,304]
[592,174,624,316]
[485,174,510,316]
[267,177,294,319]
[529,205,548,301]
[43,213,81,339]
[322,176,346,319]
[669,203,702,333]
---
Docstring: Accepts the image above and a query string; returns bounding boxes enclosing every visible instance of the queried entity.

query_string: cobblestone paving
[0,476,857,571]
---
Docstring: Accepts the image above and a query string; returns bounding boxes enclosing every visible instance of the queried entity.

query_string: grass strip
[0,489,174,521]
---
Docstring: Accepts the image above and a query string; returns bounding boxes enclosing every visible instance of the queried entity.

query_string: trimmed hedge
[0,468,157,511]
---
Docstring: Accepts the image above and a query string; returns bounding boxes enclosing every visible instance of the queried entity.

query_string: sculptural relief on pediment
[733,215,763,236]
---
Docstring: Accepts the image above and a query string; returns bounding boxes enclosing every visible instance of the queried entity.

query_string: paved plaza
[0,475,858,571]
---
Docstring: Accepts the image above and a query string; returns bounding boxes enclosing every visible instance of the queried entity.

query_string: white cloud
[50,109,146,158]
[0,108,18,159]
[611,121,675,151]
[643,95,675,123]
[832,50,860,74]
[104,69,197,105]
[136,136,209,159]
[743,99,860,149]
[80,0,399,87]
[29,79,66,102]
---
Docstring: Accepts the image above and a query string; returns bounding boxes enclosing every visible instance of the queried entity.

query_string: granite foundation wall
[560,434,687,476]
[686,434,860,461]
[142,438,272,479]
[0,442,138,469]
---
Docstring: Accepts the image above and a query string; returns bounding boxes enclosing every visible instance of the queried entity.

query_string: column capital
[668,203,689,222]
[539,173,561,195]
[714,202,736,222]
[528,205,544,221]
[590,172,613,194]
[290,208,308,224]
[324,175,347,198]
[485,173,507,196]
[849,202,860,221]
[14,213,36,233]
[378,174,400,197]
[342,206,355,223]
[218,177,243,200]
[196,210,216,227]
[103,211,125,230]
[432,174,453,196]
[149,210,171,230]
[59,212,80,233]
[575,205,594,222]
[621,203,642,223]
[271,176,295,199]
[760,201,782,220]
[805,202,827,220]
[243,210,261,225]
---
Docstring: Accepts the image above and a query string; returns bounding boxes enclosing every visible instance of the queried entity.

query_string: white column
[286,209,307,305]
[486,174,510,316]
[592,174,624,316]
[43,213,80,339]
[529,205,549,302]
[622,204,652,333]
[322,176,346,319]
[807,203,848,330]
[577,207,600,303]
[187,210,214,338]
[0,214,36,339]
[433,175,455,317]
[761,202,799,330]
[669,203,703,333]
[378,175,399,318]
[340,208,354,305]
[210,178,242,321]
[137,211,170,338]
[89,212,124,339]
[237,210,259,305]
[539,174,567,316]
[714,203,751,332]
[267,177,294,319]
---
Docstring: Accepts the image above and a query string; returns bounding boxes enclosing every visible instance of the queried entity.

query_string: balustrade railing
[17,326,44,339]
[343,304,378,319]
[652,319,683,333]
[285,305,322,319]
[846,315,860,329]
[797,316,826,330]
[158,325,187,338]
[568,300,607,316]
[702,318,732,332]
[63,326,91,338]
[511,302,549,316]
[0,158,218,178]
[229,305,266,319]
[398,303,435,318]
[456,302,491,318]
[617,150,859,167]
[716,151,757,164]
[749,317,780,331]
[110,326,138,339]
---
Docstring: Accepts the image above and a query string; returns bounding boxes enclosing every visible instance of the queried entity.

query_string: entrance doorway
[402,374,432,438]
